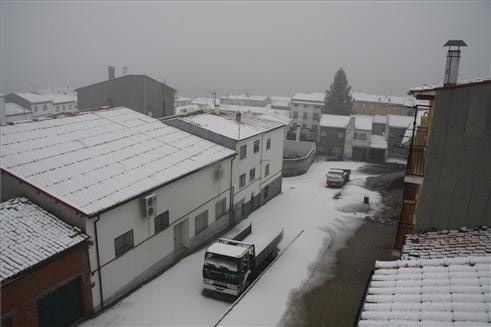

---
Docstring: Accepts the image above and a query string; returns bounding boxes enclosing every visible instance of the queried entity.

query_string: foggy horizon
[1,1,490,98]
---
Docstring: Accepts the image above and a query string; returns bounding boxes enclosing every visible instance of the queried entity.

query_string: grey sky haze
[1,1,490,97]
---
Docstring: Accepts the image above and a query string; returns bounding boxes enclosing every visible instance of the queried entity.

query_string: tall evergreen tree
[323,68,354,116]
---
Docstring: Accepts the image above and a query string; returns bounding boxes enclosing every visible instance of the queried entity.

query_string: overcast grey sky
[1,1,489,97]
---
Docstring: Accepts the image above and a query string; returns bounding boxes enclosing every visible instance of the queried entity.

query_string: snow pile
[0,197,87,282]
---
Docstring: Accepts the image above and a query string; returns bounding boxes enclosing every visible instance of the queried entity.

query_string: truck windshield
[204,253,239,272]
[328,171,343,175]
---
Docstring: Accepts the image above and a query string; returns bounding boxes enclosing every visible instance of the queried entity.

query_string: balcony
[405,127,428,177]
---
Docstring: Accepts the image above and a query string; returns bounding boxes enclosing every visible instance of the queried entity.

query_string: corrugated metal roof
[0,197,87,283]
[359,256,491,326]
[178,112,285,141]
[0,108,235,216]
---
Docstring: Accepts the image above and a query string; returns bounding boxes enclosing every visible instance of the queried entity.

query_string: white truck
[202,224,283,297]
[326,168,351,188]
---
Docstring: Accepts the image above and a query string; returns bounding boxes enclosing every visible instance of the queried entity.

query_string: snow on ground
[82,161,382,326]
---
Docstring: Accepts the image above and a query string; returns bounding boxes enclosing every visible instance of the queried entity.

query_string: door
[37,277,82,327]
[235,199,245,221]
[174,221,184,251]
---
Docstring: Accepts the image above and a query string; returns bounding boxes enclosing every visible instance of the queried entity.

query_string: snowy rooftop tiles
[0,108,235,216]
[14,92,52,103]
[178,112,285,141]
[0,197,87,283]
[291,92,324,103]
[359,256,491,326]
[402,226,491,260]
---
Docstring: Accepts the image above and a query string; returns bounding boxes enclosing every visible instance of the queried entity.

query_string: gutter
[94,215,104,311]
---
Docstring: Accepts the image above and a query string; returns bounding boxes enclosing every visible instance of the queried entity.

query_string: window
[239,173,246,188]
[215,198,227,219]
[266,138,271,150]
[337,132,344,139]
[294,103,299,107]
[249,168,256,182]
[195,210,208,235]
[359,133,367,141]
[333,147,342,154]
[293,111,299,119]
[114,230,134,257]
[313,113,320,121]
[240,145,247,159]
[253,140,260,153]
[154,210,170,234]
[62,105,66,111]
[353,132,358,140]
[43,104,47,111]
[265,164,270,177]
[303,104,308,108]
[69,104,72,110]
[303,112,308,119]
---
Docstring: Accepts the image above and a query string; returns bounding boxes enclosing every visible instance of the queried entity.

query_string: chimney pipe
[108,66,115,80]
[443,40,467,86]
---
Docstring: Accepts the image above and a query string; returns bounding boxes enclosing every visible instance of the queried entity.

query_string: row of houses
[318,113,413,162]
[1,92,77,124]
[0,108,286,326]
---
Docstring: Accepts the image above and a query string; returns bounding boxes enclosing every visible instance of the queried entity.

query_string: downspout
[94,215,104,310]
[229,153,236,226]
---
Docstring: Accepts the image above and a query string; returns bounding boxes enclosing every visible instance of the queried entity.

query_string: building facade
[318,114,351,159]
[77,75,176,118]
[395,78,491,249]
[166,112,286,222]
[352,92,413,116]
[290,93,323,134]
[220,95,269,107]
[1,198,91,327]
[5,93,54,118]
[0,108,235,311]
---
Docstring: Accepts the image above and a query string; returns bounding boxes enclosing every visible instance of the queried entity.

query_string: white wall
[31,102,53,117]
[0,96,6,126]
[86,158,233,308]
[233,127,284,206]
[290,101,322,129]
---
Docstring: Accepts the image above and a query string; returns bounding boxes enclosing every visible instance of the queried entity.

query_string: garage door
[37,277,82,327]
[352,147,368,161]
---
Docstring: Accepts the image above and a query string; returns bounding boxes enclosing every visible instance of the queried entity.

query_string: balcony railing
[406,127,428,177]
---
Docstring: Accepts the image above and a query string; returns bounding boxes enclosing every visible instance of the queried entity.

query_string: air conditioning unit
[141,194,157,218]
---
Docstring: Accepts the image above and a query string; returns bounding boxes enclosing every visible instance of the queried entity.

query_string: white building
[344,115,373,160]
[290,93,323,133]
[166,112,286,221]
[220,95,269,107]
[4,92,77,118]
[0,108,236,310]
[270,96,291,111]
[5,102,32,123]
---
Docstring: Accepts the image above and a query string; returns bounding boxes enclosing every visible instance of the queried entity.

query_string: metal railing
[406,127,428,177]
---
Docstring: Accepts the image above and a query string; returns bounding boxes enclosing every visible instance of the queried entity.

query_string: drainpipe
[229,154,236,226]
[94,215,104,310]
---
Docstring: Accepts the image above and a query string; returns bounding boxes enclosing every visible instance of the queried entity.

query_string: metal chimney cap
[444,40,467,47]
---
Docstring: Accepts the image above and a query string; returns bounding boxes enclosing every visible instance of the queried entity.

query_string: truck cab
[202,240,254,296]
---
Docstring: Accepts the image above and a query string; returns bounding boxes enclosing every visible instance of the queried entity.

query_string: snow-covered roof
[15,92,51,103]
[359,256,491,326]
[0,108,235,216]
[352,92,409,106]
[221,94,269,102]
[178,112,285,141]
[373,115,387,124]
[259,109,292,125]
[192,97,219,106]
[370,135,388,149]
[0,197,87,283]
[355,115,373,131]
[5,103,30,116]
[319,114,351,128]
[45,94,77,104]
[402,226,491,260]
[388,114,413,129]
[219,104,266,115]
[291,92,324,103]
[207,242,249,258]
[408,77,491,94]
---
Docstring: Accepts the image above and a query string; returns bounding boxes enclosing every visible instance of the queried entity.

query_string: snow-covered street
[82,161,382,326]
